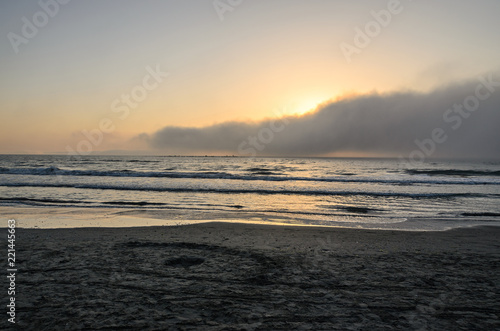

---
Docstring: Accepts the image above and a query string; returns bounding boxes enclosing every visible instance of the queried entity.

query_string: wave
[0,197,86,204]
[2,167,500,185]
[0,166,62,175]
[461,212,500,217]
[103,201,166,206]
[406,169,500,177]
[0,197,248,211]
[245,167,282,175]
[335,206,381,214]
[0,182,491,199]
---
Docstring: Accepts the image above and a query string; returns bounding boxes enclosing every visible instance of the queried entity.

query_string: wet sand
[5,223,500,330]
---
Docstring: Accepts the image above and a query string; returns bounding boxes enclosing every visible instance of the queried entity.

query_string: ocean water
[1,155,500,230]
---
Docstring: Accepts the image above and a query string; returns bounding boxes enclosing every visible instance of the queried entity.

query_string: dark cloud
[144,72,500,159]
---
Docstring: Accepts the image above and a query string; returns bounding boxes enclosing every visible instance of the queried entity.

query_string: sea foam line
[0,182,493,198]
[1,167,500,185]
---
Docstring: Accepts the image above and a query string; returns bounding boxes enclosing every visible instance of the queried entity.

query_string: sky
[1,0,499,158]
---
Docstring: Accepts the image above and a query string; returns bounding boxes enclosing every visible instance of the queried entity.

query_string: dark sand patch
[3,223,499,330]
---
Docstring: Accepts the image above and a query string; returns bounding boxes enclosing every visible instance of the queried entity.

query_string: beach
[5,222,500,330]
[3,0,500,329]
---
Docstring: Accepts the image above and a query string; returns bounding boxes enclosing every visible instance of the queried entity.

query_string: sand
[4,223,500,330]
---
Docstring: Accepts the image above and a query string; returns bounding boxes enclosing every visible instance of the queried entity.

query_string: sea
[1,155,500,230]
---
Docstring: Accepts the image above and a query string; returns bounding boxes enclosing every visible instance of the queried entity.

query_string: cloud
[143,72,500,159]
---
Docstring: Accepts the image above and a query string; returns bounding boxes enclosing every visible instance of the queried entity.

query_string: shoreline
[7,219,500,232]
[4,222,500,329]
[2,205,499,231]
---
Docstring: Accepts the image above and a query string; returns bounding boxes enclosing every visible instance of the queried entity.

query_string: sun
[288,94,332,116]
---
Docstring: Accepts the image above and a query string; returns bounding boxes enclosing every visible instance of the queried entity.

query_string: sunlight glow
[288,94,333,116]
